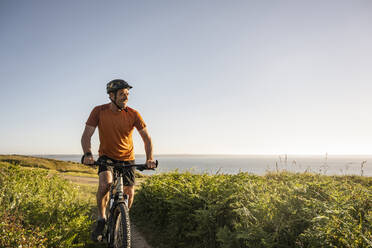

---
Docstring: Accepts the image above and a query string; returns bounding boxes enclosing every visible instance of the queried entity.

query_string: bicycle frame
[109,167,128,210]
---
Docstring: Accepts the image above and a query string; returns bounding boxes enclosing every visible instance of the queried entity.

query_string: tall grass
[132,171,372,248]
[0,162,93,247]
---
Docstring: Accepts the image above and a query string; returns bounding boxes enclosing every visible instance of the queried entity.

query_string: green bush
[132,171,372,248]
[0,209,47,248]
[0,162,93,247]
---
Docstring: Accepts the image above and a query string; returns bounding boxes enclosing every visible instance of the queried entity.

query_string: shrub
[132,171,372,248]
[0,162,93,247]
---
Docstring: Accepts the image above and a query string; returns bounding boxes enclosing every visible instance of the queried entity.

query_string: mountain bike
[83,157,158,248]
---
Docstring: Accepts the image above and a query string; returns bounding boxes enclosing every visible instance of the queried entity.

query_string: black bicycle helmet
[106,79,132,94]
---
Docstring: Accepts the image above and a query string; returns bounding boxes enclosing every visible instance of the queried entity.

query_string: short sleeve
[134,111,146,131]
[86,106,100,127]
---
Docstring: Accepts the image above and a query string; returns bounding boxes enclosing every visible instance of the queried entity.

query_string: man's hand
[83,155,94,165]
[146,159,157,169]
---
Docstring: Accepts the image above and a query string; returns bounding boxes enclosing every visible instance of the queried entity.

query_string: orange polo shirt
[86,103,146,161]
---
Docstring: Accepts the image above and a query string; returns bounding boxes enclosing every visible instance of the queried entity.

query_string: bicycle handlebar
[81,155,158,171]
[93,160,158,171]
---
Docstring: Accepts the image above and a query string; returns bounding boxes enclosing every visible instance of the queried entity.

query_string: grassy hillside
[0,155,145,248]
[0,154,96,174]
[132,171,372,248]
[0,154,145,178]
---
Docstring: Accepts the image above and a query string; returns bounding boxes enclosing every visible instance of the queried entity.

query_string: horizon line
[3,153,372,156]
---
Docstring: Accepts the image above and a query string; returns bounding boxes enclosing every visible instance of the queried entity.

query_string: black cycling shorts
[97,155,136,186]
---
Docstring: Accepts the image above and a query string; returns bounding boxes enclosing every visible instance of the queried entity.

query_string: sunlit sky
[1,0,371,155]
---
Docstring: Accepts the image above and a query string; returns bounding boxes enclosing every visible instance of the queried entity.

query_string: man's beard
[117,99,127,107]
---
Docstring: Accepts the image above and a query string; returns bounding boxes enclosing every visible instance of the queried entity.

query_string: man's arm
[138,128,156,168]
[81,125,96,164]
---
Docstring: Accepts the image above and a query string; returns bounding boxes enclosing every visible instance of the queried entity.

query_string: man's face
[111,88,129,107]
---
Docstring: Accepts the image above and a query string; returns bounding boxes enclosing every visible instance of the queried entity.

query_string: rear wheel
[109,203,131,248]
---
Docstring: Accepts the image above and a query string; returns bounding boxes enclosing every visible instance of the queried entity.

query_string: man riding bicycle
[81,79,156,242]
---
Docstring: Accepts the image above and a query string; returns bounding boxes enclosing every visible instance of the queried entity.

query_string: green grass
[0,154,96,174]
[2,154,371,247]
[0,154,146,248]
[0,161,93,247]
[132,171,372,248]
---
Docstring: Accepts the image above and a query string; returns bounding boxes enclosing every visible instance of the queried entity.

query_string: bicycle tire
[109,203,131,248]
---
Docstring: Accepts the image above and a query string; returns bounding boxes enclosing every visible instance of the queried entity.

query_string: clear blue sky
[1,0,371,155]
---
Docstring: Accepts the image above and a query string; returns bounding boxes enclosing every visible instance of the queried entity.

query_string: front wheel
[109,203,131,248]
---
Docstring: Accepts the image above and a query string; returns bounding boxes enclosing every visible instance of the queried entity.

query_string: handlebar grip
[81,155,97,167]
[137,160,159,171]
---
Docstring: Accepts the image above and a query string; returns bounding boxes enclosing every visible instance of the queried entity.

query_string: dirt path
[62,174,153,248]
[131,223,152,248]
[62,175,98,184]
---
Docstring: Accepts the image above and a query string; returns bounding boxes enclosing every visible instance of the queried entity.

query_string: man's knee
[124,186,134,197]
[97,171,112,198]
[97,183,111,197]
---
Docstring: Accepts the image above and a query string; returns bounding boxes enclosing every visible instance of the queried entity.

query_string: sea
[33,154,372,177]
